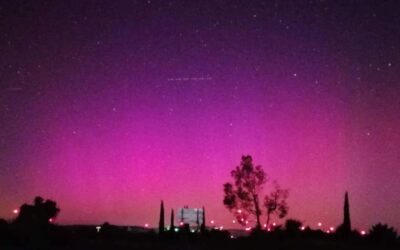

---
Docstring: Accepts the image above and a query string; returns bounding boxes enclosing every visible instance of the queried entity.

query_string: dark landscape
[1,0,399,249]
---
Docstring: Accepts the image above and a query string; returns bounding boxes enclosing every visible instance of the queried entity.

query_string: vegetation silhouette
[200,206,206,234]
[264,181,289,228]
[223,155,288,230]
[169,209,175,232]
[284,219,302,237]
[158,200,165,235]
[14,196,60,228]
[367,223,398,245]
[336,191,352,239]
[0,189,399,249]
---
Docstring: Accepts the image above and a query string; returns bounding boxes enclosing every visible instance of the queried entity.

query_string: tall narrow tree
[342,192,351,233]
[200,206,206,233]
[170,209,175,232]
[159,200,165,235]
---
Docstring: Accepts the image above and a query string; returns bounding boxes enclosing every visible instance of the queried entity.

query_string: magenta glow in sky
[1,1,400,231]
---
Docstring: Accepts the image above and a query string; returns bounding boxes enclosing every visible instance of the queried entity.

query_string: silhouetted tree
[343,192,351,232]
[15,196,60,227]
[336,192,351,238]
[264,181,289,227]
[200,206,206,233]
[159,200,165,235]
[223,155,266,229]
[170,209,175,232]
[196,208,200,231]
[368,223,398,245]
[285,219,302,237]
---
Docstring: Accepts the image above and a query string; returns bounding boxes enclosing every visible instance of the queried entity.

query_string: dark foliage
[223,155,267,229]
[284,219,302,236]
[367,223,398,245]
[14,196,60,227]
[264,181,289,227]
[158,200,165,235]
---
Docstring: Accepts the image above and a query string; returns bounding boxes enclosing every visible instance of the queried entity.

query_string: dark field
[1,224,399,250]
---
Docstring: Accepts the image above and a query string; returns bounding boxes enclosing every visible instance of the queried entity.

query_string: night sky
[1,0,400,231]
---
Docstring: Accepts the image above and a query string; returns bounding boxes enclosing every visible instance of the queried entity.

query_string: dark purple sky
[1,0,400,231]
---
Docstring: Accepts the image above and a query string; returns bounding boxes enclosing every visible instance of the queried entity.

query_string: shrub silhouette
[284,219,302,237]
[14,196,60,227]
[368,223,398,245]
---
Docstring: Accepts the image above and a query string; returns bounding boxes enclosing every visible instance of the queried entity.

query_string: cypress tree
[170,209,175,232]
[200,206,206,233]
[159,200,165,235]
[343,192,351,233]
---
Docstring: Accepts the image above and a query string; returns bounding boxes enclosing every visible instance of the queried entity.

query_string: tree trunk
[253,194,261,230]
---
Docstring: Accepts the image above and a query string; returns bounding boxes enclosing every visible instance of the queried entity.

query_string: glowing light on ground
[361,230,366,236]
